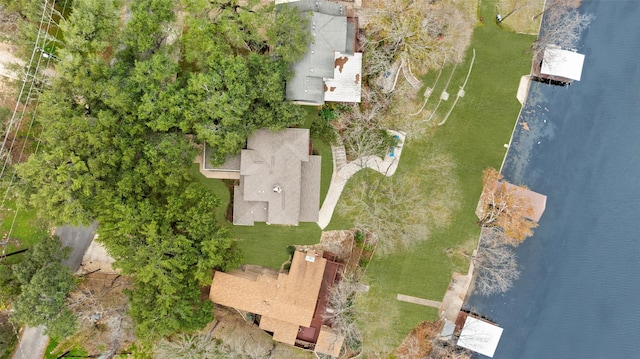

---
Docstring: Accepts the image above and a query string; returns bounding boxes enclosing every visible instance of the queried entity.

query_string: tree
[363,0,474,75]
[10,262,77,338]
[16,0,301,343]
[98,183,242,341]
[58,0,120,55]
[12,236,70,286]
[477,168,538,245]
[323,274,363,351]
[183,53,305,165]
[426,338,472,359]
[531,4,593,66]
[0,264,20,304]
[121,0,175,57]
[266,3,312,64]
[155,334,230,359]
[338,149,460,255]
[471,227,521,296]
[1,236,76,339]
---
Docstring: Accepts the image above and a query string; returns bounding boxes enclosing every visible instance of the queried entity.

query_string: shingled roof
[283,0,362,105]
[210,251,327,345]
[233,128,320,226]
[210,250,345,356]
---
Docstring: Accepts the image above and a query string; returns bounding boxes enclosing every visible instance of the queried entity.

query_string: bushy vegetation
[1,236,76,339]
[9,0,313,343]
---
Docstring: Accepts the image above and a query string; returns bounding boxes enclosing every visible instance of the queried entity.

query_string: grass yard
[0,198,48,264]
[44,339,88,359]
[193,107,334,269]
[496,0,545,35]
[327,0,538,353]
[197,0,537,354]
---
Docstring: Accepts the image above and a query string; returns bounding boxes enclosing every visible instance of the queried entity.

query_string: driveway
[11,326,47,359]
[56,222,98,271]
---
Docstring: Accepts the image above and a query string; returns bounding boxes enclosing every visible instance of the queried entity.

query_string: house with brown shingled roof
[210,250,344,357]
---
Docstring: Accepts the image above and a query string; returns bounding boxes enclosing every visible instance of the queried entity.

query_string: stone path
[333,145,347,169]
[316,130,406,229]
[439,261,475,322]
[396,294,441,309]
[394,261,475,325]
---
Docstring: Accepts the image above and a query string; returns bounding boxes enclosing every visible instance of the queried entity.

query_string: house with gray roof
[199,128,321,226]
[281,0,362,105]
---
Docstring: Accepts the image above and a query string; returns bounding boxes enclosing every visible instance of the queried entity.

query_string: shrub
[286,245,296,258]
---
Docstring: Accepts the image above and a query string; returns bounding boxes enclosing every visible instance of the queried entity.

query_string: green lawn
[0,198,48,264]
[198,0,536,353]
[330,0,536,351]
[44,339,88,359]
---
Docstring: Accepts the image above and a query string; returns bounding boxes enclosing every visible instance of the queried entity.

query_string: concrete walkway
[439,261,475,322]
[396,294,441,309]
[317,130,406,229]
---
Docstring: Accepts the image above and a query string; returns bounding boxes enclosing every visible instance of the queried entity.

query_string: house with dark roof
[199,128,321,226]
[210,249,345,357]
[281,0,362,105]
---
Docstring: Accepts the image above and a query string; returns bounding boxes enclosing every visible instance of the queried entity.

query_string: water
[464,2,640,358]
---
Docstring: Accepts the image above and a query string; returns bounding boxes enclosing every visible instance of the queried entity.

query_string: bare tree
[155,333,231,359]
[531,5,594,65]
[63,276,134,358]
[333,87,395,163]
[362,0,473,75]
[477,168,538,245]
[338,171,429,256]
[339,149,459,255]
[323,273,363,351]
[471,227,521,296]
[427,338,472,359]
[532,0,582,20]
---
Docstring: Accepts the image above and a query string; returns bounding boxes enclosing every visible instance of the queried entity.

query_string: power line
[0,0,52,179]
[1,0,70,243]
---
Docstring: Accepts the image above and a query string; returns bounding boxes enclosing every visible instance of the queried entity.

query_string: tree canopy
[15,0,310,341]
[6,236,77,339]
[363,0,475,75]
[477,168,538,245]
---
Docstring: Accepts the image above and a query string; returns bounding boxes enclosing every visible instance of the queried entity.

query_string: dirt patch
[209,306,313,358]
[393,320,444,359]
[0,6,19,40]
[223,179,237,223]
[57,273,135,356]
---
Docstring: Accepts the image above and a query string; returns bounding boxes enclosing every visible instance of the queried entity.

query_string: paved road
[12,223,98,359]
[11,326,47,359]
